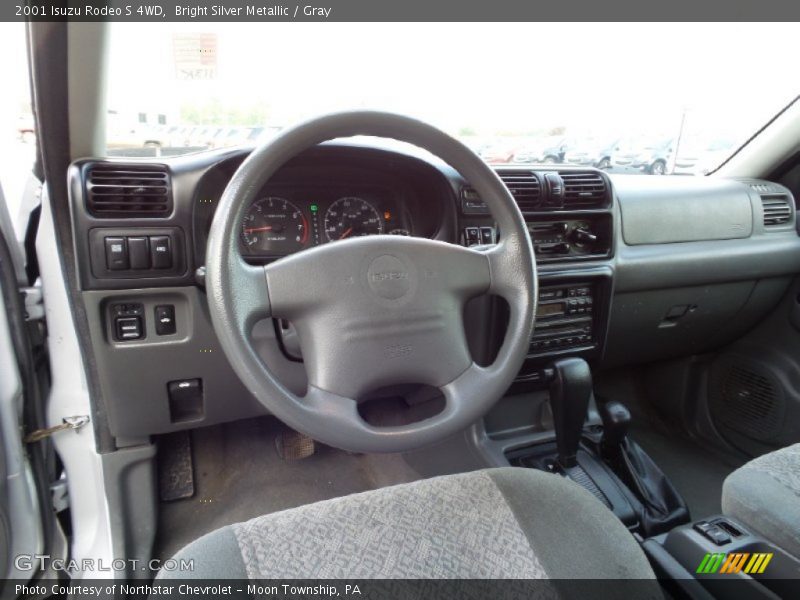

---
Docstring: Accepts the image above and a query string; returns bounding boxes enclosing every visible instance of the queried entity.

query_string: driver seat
[160,467,656,581]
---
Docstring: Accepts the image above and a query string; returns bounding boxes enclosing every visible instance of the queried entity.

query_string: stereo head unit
[530,283,597,355]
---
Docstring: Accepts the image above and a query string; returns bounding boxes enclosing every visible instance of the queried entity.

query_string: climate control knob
[571,226,598,246]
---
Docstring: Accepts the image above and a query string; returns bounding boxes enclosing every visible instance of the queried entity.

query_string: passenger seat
[721,443,800,559]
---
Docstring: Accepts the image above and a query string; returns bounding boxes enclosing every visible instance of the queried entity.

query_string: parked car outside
[17,113,35,143]
[563,137,620,169]
[611,137,674,174]
[512,136,567,164]
[672,138,736,175]
[246,126,283,145]
[479,141,519,164]
[106,122,166,149]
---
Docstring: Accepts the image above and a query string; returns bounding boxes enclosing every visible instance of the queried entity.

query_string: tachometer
[242,197,308,255]
[324,197,383,242]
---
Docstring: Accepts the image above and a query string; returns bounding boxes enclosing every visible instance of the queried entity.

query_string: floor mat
[154,416,422,560]
[595,370,742,520]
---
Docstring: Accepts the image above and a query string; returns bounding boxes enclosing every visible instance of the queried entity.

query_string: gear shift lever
[549,358,592,469]
[599,400,631,451]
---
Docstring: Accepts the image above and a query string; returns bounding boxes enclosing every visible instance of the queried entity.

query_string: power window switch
[149,236,172,269]
[105,237,129,270]
[128,236,151,269]
[706,526,731,545]
[155,305,176,335]
[115,316,143,341]
[694,521,731,546]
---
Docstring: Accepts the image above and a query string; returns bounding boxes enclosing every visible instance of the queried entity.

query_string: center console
[461,167,616,384]
[506,358,691,539]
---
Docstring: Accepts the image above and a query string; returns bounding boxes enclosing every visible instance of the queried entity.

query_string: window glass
[105,22,799,175]
[0,22,36,241]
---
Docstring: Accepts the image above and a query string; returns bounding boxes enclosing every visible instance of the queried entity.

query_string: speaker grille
[711,362,783,442]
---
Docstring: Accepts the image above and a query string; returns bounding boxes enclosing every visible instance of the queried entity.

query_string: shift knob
[600,400,631,449]
[549,358,592,469]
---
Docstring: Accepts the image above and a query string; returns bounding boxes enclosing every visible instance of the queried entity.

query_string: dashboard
[67,141,800,441]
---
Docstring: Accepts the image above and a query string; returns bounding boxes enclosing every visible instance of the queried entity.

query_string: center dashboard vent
[498,170,542,212]
[760,194,792,227]
[85,163,172,218]
[559,171,608,209]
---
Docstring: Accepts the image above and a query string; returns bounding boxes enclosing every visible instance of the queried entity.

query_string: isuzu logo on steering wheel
[367,255,412,300]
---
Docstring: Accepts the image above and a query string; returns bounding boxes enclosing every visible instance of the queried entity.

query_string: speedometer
[242,197,308,255]
[324,197,383,242]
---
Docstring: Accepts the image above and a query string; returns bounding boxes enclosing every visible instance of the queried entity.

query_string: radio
[530,283,596,355]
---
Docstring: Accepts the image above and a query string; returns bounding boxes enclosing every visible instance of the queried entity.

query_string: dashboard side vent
[498,170,542,212]
[559,171,608,209]
[85,164,172,217]
[761,194,792,227]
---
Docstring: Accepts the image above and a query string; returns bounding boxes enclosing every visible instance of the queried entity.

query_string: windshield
[106,23,799,176]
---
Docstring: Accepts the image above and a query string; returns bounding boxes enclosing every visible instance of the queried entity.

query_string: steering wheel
[206,111,537,453]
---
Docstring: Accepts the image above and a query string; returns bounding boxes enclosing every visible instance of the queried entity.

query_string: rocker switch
[150,236,172,269]
[155,305,176,336]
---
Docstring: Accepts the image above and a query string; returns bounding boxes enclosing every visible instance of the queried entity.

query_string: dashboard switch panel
[104,237,129,270]
[88,227,186,282]
[154,304,176,336]
[128,236,150,269]
[111,303,145,341]
[463,226,495,247]
[149,236,172,269]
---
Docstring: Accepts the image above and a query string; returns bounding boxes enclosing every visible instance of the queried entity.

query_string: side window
[0,22,37,242]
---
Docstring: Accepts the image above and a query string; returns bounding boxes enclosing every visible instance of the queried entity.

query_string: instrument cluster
[240,186,412,257]
[191,148,448,267]
[239,185,413,258]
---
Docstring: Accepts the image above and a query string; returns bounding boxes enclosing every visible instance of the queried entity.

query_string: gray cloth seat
[160,467,655,580]
[722,443,800,558]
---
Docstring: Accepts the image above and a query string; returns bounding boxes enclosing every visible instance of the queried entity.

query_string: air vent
[559,171,608,209]
[85,164,172,217]
[498,170,542,212]
[761,194,792,227]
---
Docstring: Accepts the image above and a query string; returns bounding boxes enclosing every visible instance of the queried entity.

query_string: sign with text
[172,33,217,80]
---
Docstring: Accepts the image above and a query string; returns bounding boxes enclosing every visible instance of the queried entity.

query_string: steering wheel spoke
[483,237,533,300]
